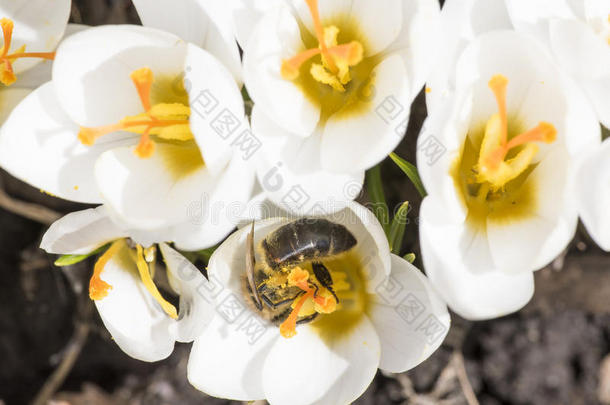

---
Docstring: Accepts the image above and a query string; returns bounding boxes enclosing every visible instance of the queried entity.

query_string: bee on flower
[187,202,450,404]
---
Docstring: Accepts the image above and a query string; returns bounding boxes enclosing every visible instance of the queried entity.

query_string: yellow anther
[77,68,193,158]
[280,0,363,89]
[0,18,55,86]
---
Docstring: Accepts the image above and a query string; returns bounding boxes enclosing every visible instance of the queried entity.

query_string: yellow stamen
[89,240,124,300]
[279,290,313,338]
[305,0,337,73]
[0,18,55,86]
[475,74,557,190]
[77,67,193,158]
[279,266,338,338]
[280,0,363,88]
[135,245,178,320]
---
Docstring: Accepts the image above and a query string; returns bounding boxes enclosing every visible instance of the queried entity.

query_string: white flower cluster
[0,0,607,403]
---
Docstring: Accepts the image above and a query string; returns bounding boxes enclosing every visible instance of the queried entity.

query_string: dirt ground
[0,1,608,404]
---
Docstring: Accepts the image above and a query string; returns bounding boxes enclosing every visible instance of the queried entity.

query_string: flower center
[451,74,558,228]
[249,249,368,339]
[0,18,56,86]
[89,239,178,319]
[78,67,194,159]
[278,266,342,338]
[281,0,364,92]
[474,74,556,192]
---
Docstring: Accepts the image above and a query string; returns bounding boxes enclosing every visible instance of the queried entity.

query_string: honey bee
[244,218,357,325]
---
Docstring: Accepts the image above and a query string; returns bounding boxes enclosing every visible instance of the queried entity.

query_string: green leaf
[388,201,409,254]
[389,153,427,197]
[180,246,218,266]
[366,165,390,235]
[53,243,110,267]
[403,253,416,263]
[602,124,609,141]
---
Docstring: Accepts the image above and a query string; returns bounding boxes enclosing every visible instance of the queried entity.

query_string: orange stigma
[279,266,338,338]
[0,18,55,86]
[475,74,557,189]
[280,0,363,91]
[89,240,124,300]
[77,67,192,159]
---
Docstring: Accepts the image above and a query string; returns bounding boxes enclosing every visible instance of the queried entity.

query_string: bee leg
[312,262,339,303]
[311,282,319,298]
[261,290,305,309]
[246,221,263,310]
[296,312,319,325]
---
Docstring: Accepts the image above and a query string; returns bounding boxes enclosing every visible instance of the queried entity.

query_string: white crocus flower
[187,202,450,404]
[0,25,255,250]
[233,0,440,214]
[574,138,610,251]
[505,0,610,127]
[418,31,600,320]
[41,206,215,361]
[0,0,71,124]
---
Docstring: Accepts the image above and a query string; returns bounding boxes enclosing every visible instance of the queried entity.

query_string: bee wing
[246,221,263,310]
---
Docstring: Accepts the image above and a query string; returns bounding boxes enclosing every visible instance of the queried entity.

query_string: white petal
[320,202,392,289]
[160,243,215,342]
[385,0,442,100]
[575,139,610,251]
[262,317,380,405]
[486,147,577,272]
[169,155,257,251]
[185,43,245,175]
[505,0,576,41]
[243,6,320,137]
[187,303,279,401]
[419,198,535,320]
[15,24,89,90]
[252,106,364,215]
[548,19,610,127]
[583,76,610,129]
[416,91,472,224]
[425,0,511,111]
[94,143,212,230]
[40,206,126,255]
[321,54,410,172]
[0,0,70,73]
[549,18,610,80]
[207,217,290,290]
[0,87,30,124]
[95,243,175,362]
[132,0,242,85]
[53,25,185,126]
[350,0,402,55]
[0,83,132,203]
[231,0,286,49]
[370,254,449,373]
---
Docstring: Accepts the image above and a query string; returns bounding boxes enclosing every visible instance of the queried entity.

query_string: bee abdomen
[263,218,357,268]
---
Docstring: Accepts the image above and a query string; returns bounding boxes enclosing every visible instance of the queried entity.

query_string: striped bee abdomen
[262,218,357,268]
